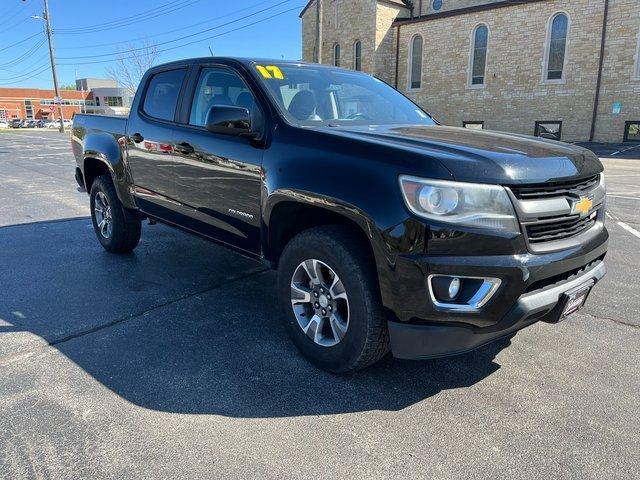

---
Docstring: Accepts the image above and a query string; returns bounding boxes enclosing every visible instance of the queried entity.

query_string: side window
[189,67,256,127]
[142,68,186,121]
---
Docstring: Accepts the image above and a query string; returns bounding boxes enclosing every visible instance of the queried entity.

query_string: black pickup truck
[72,57,608,372]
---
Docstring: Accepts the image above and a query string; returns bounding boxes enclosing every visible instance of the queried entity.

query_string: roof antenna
[208,45,214,56]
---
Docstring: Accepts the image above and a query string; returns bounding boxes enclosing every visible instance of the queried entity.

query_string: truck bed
[71,114,128,167]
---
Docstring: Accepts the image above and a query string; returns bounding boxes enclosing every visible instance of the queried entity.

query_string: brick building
[0,78,133,122]
[300,0,640,143]
[0,88,93,122]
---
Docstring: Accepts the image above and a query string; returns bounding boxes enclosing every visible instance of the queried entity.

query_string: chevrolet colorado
[72,58,608,372]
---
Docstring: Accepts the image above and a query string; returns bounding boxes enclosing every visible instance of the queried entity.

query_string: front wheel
[90,175,141,253]
[278,225,390,373]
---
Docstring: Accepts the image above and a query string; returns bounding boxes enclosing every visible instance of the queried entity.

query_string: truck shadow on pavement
[0,218,511,417]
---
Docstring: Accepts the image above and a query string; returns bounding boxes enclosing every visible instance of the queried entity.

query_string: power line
[0,63,50,82]
[0,65,51,86]
[0,31,44,54]
[0,50,49,72]
[0,15,31,34]
[58,0,290,60]
[0,37,47,68]
[0,4,25,30]
[56,0,199,32]
[59,5,304,66]
[56,0,204,34]
[55,0,283,50]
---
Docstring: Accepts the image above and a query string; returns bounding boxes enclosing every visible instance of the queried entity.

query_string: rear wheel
[278,225,390,373]
[90,175,141,253]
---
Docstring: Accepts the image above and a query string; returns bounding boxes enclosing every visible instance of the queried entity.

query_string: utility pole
[42,0,65,132]
[76,70,86,114]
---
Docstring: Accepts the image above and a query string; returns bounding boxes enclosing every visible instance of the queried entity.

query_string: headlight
[599,172,606,191]
[399,175,520,234]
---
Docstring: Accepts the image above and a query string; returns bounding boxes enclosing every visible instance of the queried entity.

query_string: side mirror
[205,105,254,137]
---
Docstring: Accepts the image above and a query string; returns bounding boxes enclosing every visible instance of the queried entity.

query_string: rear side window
[142,69,186,121]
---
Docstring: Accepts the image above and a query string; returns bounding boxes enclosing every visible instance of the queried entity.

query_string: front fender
[82,131,136,209]
[261,124,454,313]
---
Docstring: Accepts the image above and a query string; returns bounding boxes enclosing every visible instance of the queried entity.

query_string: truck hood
[322,124,603,184]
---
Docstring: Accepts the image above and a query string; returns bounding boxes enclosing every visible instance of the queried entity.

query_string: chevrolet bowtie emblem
[574,197,593,216]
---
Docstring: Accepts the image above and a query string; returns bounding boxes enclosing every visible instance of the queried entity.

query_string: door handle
[175,142,195,155]
[130,132,144,143]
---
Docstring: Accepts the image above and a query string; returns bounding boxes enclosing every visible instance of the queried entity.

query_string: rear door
[127,66,188,217]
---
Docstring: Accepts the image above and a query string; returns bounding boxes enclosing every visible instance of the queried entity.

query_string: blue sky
[0,0,305,89]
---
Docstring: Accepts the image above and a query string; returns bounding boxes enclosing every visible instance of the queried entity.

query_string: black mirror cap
[205,105,254,137]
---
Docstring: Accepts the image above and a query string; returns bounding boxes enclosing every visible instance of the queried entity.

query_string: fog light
[430,275,462,302]
[428,275,502,312]
[448,277,461,300]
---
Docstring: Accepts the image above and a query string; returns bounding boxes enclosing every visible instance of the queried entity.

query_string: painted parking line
[611,144,640,156]
[606,212,640,240]
[0,132,70,143]
[618,222,640,240]
[607,194,640,201]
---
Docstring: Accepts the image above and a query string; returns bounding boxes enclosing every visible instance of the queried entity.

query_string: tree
[60,83,77,90]
[106,40,158,96]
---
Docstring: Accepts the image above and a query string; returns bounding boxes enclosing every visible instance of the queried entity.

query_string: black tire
[278,225,390,373]
[90,175,141,254]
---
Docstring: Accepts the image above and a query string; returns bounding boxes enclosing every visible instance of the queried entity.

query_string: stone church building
[300,0,640,143]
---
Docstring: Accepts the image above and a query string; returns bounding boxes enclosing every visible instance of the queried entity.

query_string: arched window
[353,40,362,71]
[408,34,423,89]
[333,44,341,67]
[545,13,569,81]
[470,24,488,86]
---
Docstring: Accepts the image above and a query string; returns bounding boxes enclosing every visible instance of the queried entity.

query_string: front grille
[508,173,604,247]
[510,175,600,200]
[525,212,598,244]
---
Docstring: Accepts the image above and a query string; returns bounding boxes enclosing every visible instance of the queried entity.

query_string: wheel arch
[81,131,137,209]
[263,193,396,312]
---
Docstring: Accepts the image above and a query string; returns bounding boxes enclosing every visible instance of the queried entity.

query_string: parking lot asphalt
[1,130,638,479]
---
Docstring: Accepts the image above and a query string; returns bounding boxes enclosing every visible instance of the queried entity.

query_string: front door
[166,66,264,254]
[127,67,188,217]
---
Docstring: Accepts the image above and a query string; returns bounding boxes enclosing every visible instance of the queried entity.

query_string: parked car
[46,120,60,129]
[72,58,608,372]
[9,118,23,128]
[0,120,8,129]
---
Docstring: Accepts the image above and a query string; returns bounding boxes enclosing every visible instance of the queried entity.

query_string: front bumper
[388,259,606,359]
[383,221,608,360]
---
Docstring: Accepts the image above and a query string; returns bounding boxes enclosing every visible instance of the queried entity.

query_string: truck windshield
[253,63,436,127]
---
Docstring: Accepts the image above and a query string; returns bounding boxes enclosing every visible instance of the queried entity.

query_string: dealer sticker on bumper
[560,281,595,320]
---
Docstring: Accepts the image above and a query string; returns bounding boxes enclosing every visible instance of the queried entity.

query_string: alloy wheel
[290,259,350,347]
[93,191,113,239]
